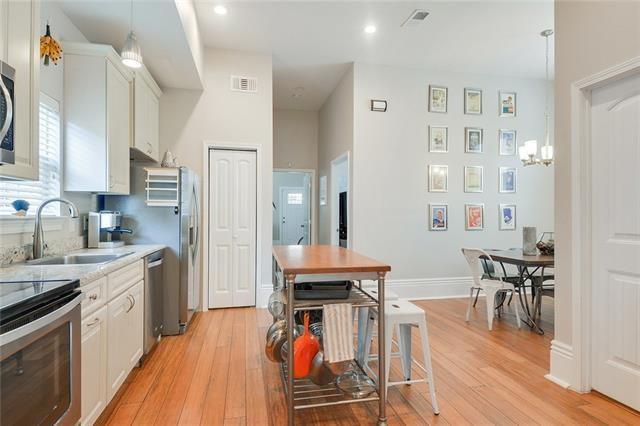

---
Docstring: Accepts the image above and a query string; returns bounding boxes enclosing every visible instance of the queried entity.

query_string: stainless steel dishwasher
[144,250,164,356]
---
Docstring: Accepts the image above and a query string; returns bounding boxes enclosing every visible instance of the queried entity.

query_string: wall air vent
[230,75,258,93]
[401,9,430,27]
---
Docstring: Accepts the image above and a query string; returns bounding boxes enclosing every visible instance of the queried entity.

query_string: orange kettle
[293,312,320,378]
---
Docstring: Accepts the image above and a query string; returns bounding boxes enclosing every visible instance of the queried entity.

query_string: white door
[209,149,257,308]
[591,72,640,411]
[280,187,308,245]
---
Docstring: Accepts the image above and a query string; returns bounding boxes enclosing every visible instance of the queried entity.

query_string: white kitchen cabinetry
[0,0,40,180]
[81,306,107,426]
[131,65,162,162]
[63,42,132,194]
[80,259,145,424]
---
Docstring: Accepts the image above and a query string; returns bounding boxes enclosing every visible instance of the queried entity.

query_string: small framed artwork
[499,91,517,117]
[429,126,448,153]
[465,204,484,231]
[464,166,484,192]
[428,165,448,192]
[428,85,448,113]
[499,204,517,230]
[465,127,483,153]
[499,167,517,193]
[499,129,517,156]
[429,204,448,231]
[464,88,482,115]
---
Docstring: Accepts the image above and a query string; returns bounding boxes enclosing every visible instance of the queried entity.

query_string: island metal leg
[377,272,387,425]
[285,273,296,426]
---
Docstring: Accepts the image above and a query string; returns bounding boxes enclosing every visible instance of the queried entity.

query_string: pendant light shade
[121,31,142,68]
[121,0,142,69]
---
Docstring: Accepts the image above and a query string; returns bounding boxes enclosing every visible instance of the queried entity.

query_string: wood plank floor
[96,297,640,425]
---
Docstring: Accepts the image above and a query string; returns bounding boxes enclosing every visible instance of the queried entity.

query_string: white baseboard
[547,339,575,389]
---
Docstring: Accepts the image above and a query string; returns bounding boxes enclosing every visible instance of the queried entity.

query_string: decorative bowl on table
[536,232,555,255]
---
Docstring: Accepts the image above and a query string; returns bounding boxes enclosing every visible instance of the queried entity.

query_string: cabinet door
[148,90,160,161]
[81,306,107,426]
[133,77,149,155]
[0,0,39,180]
[106,289,130,401]
[106,61,130,194]
[125,280,144,371]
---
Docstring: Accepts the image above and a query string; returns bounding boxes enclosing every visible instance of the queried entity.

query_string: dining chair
[476,251,520,309]
[461,248,522,331]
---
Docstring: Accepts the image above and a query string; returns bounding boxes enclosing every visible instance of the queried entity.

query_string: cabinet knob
[89,294,98,301]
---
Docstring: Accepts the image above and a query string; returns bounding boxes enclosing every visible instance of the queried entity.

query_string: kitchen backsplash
[0,235,85,266]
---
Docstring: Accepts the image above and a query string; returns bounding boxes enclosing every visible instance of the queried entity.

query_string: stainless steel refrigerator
[105,165,200,335]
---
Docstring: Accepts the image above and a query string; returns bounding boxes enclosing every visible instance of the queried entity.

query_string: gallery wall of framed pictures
[426,84,524,232]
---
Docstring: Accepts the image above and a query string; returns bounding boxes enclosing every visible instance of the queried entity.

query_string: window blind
[0,93,61,216]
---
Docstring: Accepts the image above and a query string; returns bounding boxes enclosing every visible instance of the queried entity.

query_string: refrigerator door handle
[192,184,200,258]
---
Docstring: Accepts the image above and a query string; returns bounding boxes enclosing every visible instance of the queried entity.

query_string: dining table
[484,249,554,334]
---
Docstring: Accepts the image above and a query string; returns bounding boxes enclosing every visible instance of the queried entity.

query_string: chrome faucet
[33,198,79,260]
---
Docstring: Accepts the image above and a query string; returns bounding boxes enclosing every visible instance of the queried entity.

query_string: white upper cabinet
[63,42,132,194]
[0,0,40,180]
[131,65,162,162]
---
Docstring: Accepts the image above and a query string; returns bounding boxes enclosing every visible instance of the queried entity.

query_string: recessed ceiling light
[214,5,228,15]
[364,25,377,34]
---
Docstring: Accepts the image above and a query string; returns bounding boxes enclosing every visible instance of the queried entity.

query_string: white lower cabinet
[81,306,108,426]
[80,260,145,425]
[106,280,144,401]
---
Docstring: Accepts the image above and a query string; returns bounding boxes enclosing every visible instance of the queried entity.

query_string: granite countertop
[0,245,165,286]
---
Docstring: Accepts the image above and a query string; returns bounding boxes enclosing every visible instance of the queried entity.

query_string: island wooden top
[272,245,391,276]
[485,249,554,267]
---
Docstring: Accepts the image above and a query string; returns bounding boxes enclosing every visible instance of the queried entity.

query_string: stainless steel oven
[0,280,82,426]
[0,60,15,165]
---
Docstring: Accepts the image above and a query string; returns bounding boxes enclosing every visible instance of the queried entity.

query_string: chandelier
[520,29,554,167]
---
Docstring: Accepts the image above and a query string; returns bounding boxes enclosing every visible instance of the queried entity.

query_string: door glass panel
[1,324,71,426]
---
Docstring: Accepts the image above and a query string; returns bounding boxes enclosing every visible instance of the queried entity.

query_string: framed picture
[428,85,448,113]
[465,204,484,230]
[429,204,448,231]
[429,126,448,153]
[428,165,448,192]
[464,88,482,114]
[499,91,517,117]
[464,166,483,192]
[499,129,517,156]
[499,204,517,230]
[499,167,517,193]
[465,127,483,153]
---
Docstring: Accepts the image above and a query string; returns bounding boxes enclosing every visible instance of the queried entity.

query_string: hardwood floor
[97,297,640,425]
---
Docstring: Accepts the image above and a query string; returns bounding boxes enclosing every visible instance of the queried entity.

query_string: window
[287,192,303,205]
[0,94,61,216]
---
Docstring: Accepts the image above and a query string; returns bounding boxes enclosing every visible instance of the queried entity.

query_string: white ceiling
[57,0,203,90]
[195,1,554,111]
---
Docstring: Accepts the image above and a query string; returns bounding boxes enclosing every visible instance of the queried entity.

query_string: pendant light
[519,29,554,167]
[121,0,142,69]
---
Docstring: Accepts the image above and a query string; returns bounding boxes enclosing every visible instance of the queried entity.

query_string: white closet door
[209,149,257,308]
[591,72,640,411]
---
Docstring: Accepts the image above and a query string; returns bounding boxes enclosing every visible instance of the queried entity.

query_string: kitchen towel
[322,303,354,363]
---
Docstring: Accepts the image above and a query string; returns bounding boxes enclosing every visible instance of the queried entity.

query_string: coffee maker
[88,211,132,248]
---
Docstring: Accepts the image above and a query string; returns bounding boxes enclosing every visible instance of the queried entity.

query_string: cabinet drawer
[82,277,107,317]
[107,260,143,300]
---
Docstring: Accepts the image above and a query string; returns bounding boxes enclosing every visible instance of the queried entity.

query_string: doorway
[330,152,350,248]
[208,148,257,309]
[273,170,313,245]
[589,72,640,411]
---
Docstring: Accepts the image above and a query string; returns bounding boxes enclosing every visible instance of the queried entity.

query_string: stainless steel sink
[27,252,134,266]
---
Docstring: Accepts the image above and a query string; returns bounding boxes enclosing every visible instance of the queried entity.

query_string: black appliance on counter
[0,279,82,426]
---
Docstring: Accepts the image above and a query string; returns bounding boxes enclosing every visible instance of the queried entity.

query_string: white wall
[317,65,354,244]
[273,109,318,170]
[551,0,640,388]
[351,63,554,297]
[159,47,273,307]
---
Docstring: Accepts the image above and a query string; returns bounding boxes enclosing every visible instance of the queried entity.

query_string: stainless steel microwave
[0,60,15,165]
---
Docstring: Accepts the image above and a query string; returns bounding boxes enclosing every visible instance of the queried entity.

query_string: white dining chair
[461,248,522,331]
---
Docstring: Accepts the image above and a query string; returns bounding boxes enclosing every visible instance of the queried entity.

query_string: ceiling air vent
[401,9,430,27]
[230,75,258,93]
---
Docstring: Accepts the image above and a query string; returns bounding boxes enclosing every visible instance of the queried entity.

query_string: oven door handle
[0,76,12,142]
[0,293,84,347]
